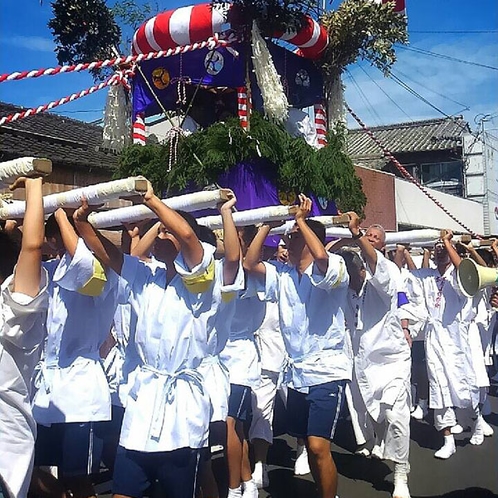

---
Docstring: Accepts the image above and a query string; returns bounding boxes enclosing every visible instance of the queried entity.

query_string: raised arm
[55,208,79,257]
[295,194,328,274]
[347,211,378,274]
[73,200,124,275]
[325,237,354,253]
[143,182,203,270]
[130,222,160,261]
[218,191,240,285]
[458,241,487,267]
[442,230,462,269]
[422,248,431,268]
[12,177,44,296]
[243,224,270,277]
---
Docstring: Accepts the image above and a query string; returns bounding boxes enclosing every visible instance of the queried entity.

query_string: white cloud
[344,33,498,130]
[2,35,54,53]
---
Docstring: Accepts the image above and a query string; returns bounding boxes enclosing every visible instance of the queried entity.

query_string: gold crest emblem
[151,68,170,90]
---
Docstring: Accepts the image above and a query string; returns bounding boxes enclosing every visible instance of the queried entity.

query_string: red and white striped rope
[237,87,250,131]
[314,103,327,148]
[0,36,230,84]
[132,114,147,145]
[0,74,122,126]
[346,103,482,238]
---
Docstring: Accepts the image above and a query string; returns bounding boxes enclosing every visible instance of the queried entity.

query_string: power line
[345,69,383,126]
[392,67,470,111]
[396,44,498,71]
[410,30,498,34]
[355,64,414,122]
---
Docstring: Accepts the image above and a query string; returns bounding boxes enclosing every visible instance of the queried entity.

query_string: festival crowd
[0,177,495,498]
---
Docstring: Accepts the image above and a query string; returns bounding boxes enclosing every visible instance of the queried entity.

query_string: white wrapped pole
[89,189,229,229]
[0,177,148,220]
[270,214,351,235]
[0,157,52,187]
[197,205,298,230]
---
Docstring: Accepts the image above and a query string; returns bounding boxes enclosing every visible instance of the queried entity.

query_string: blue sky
[0,0,497,133]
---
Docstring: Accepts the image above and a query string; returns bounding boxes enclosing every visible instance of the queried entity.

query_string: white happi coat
[270,254,351,390]
[32,239,120,425]
[198,259,244,422]
[119,243,241,452]
[220,265,277,388]
[402,265,479,410]
[255,300,287,375]
[0,270,48,498]
[344,252,411,422]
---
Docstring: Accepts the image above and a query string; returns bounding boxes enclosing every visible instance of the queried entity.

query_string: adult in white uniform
[244,195,351,498]
[338,213,412,498]
[73,183,241,498]
[401,231,479,459]
[0,177,48,498]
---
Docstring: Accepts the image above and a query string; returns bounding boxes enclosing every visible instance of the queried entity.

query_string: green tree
[320,0,408,126]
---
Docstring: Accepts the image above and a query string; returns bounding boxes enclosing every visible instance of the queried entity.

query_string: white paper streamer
[89,190,227,228]
[197,205,297,230]
[251,21,289,123]
[0,157,52,187]
[0,177,147,219]
[102,84,132,152]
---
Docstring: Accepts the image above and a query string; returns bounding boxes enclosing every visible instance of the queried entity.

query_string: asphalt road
[97,384,498,498]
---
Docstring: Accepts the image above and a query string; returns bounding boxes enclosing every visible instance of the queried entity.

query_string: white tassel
[251,21,289,123]
[102,83,131,152]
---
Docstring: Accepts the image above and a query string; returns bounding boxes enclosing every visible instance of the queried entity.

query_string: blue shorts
[286,380,347,440]
[112,445,202,498]
[227,384,252,422]
[34,422,102,476]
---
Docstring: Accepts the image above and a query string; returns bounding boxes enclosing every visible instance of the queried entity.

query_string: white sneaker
[355,446,371,457]
[434,436,456,459]
[450,423,464,435]
[252,461,269,489]
[470,417,484,446]
[371,440,385,460]
[393,462,411,498]
[482,417,494,437]
[227,485,243,498]
[410,399,428,421]
[294,443,311,476]
[242,478,258,498]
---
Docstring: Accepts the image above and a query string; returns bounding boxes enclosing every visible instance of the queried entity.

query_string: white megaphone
[457,258,498,297]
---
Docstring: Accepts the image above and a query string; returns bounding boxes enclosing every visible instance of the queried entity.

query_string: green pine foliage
[117,111,366,215]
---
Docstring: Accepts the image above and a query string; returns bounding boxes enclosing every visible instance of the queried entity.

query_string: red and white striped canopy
[132,2,328,60]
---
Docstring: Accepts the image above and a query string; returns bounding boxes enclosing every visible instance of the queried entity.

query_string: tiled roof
[347,116,471,159]
[0,102,119,171]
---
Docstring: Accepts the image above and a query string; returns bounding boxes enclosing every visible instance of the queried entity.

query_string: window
[420,161,463,196]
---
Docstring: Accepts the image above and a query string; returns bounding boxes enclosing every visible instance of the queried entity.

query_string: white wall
[395,177,484,234]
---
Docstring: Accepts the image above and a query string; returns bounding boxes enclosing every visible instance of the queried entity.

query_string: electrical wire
[410,30,498,34]
[355,64,414,122]
[392,67,470,111]
[345,69,383,125]
[396,44,498,71]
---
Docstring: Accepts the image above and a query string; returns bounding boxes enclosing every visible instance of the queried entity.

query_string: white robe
[344,252,411,422]
[0,270,48,498]
[118,244,241,452]
[198,259,244,422]
[401,265,479,410]
[271,254,352,390]
[220,264,277,388]
[32,239,120,425]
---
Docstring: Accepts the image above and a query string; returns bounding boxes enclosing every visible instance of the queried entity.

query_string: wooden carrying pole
[0,177,148,220]
[197,205,299,230]
[89,189,230,228]
[0,157,52,187]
